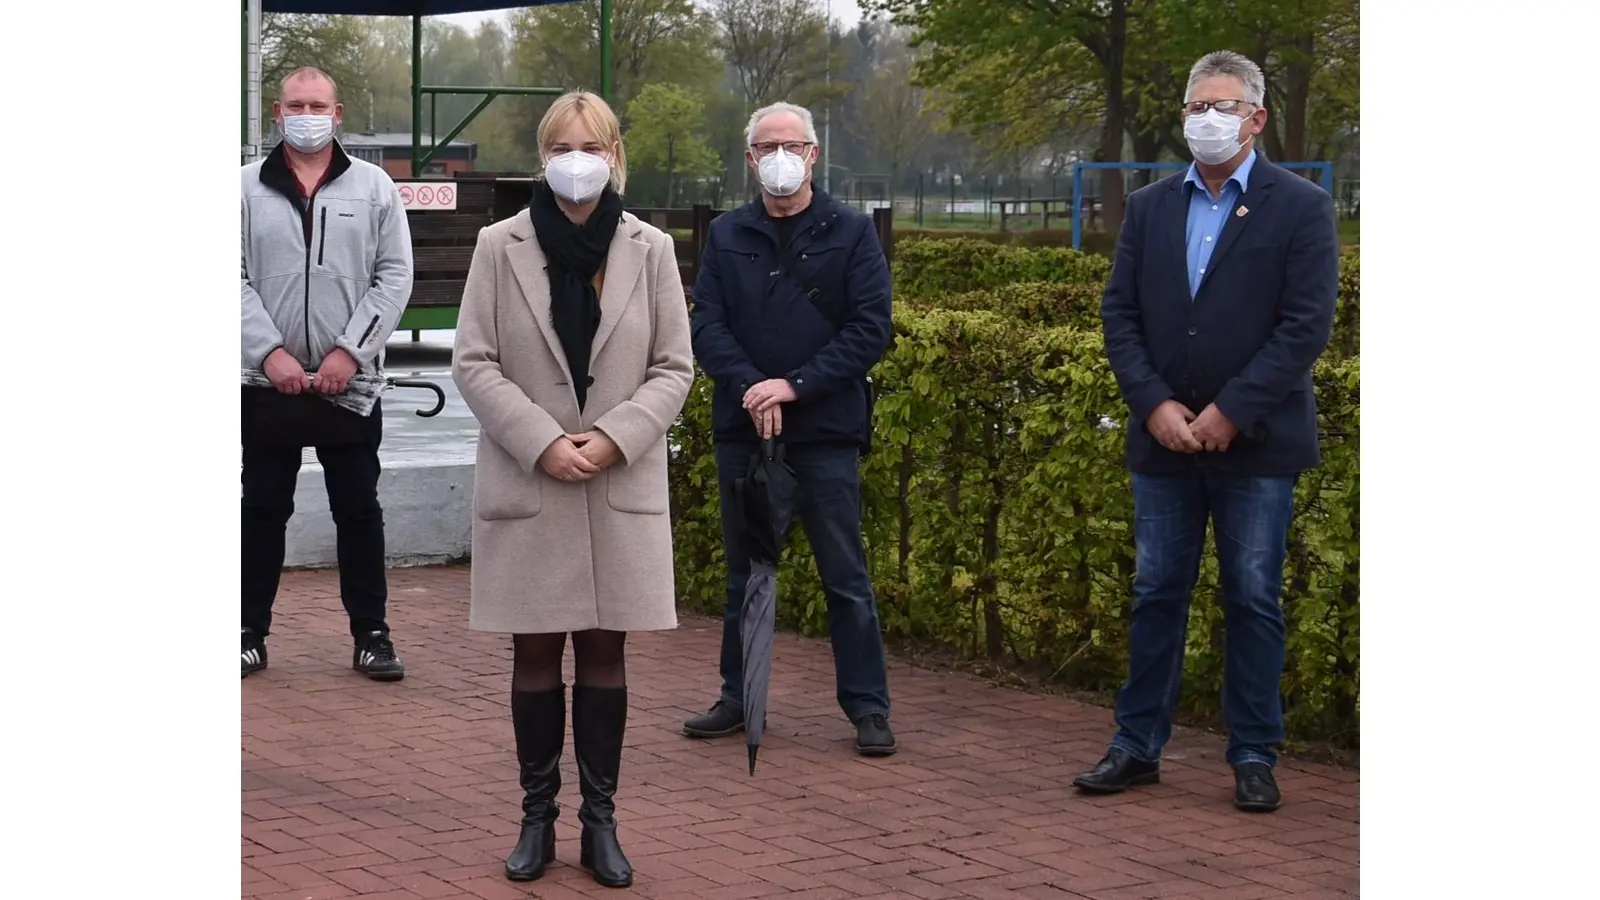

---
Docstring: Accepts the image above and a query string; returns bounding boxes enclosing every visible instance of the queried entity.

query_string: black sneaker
[682,701,745,738]
[242,629,267,678]
[353,631,405,682]
[855,713,898,757]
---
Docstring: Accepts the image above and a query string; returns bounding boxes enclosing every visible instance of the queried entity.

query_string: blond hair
[537,91,628,195]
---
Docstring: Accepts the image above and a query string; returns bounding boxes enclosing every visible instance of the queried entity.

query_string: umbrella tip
[748,745,758,776]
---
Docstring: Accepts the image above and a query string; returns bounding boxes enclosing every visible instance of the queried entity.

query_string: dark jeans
[714,441,891,722]
[241,388,388,638]
[1111,468,1297,768]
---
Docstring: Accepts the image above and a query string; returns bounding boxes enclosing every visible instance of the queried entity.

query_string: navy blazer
[1100,153,1339,476]
[690,191,893,447]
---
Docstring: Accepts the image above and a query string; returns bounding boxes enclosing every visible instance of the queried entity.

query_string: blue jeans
[1111,469,1297,768]
[714,441,892,722]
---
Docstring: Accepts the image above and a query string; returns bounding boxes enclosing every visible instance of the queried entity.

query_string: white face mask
[757,148,809,197]
[281,114,335,153]
[1184,107,1253,166]
[544,150,612,204]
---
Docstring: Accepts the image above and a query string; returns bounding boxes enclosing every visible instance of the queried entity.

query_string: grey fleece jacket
[241,141,413,374]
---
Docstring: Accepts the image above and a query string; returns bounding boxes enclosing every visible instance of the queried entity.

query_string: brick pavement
[243,567,1358,900]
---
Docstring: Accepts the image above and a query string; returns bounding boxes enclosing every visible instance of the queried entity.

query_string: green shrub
[668,299,1360,747]
[892,237,1112,301]
[893,237,1360,361]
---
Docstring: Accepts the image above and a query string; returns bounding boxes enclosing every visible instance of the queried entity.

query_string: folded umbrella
[733,436,800,776]
[239,369,445,418]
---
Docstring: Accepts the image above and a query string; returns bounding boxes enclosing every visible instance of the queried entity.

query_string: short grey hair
[745,102,819,146]
[1186,51,1265,107]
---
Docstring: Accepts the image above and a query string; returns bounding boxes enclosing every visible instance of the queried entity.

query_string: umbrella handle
[386,378,446,418]
[760,436,778,459]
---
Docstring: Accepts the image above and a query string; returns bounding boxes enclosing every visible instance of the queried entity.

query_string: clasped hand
[743,378,796,440]
[1149,400,1238,453]
[538,430,621,482]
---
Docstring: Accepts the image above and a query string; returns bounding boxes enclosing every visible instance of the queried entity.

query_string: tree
[1161,0,1360,162]
[711,0,835,107]
[626,84,723,205]
[854,33,933,194]
[508,0,719,108]
[261,13,374,130]
[506,0,722,161]
[867,0,1156,233]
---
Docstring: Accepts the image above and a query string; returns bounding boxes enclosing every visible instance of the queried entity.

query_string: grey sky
[436,1,866,33]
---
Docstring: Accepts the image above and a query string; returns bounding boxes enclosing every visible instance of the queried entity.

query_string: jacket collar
[259,138,353,207]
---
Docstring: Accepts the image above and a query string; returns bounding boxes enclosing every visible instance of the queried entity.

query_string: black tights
[512,629,627,692]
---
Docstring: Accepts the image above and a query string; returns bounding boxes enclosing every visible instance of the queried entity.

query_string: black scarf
[528,179,624,411]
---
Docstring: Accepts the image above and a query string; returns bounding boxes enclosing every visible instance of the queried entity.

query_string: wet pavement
[370,331,476,467]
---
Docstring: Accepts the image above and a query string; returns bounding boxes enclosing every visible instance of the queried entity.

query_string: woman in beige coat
[451,92,694,889]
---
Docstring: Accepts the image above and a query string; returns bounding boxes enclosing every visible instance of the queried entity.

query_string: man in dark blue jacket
[1073,52,1338,811]
[683,101,897,756]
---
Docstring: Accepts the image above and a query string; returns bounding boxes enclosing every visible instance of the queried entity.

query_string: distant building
[339,132,477,179]
[262,127,478,178]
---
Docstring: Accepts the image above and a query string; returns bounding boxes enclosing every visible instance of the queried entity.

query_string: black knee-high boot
[573,684,633,888]
[504,687,564,882]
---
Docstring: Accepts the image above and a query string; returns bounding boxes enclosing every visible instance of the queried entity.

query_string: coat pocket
[474,435,543,520]
[605,438,670,515]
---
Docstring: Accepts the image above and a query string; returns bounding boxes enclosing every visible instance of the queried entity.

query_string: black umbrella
[733,436,799,775]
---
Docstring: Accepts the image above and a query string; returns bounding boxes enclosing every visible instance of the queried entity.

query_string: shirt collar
[1185,147,1257,194]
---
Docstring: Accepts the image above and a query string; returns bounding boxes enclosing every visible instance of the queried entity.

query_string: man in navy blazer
[1074,51,1339,812]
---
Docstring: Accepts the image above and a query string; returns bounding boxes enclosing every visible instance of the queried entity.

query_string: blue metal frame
[1070,160,1334,250]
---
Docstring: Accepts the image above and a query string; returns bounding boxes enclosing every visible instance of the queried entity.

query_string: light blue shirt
[1183,150,1256,298]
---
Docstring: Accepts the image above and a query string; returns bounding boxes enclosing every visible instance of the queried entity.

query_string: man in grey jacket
[241,66,413,680]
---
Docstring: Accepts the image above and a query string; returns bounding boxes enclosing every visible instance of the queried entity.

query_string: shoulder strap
[773,211,846,333]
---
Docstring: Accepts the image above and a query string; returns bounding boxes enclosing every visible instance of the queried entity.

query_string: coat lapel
[1196,156,1277,296]
[1166,178,1191,290]
[590,215,649,364]
[503,213,572,383]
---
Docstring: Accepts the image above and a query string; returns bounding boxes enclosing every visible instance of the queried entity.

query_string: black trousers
[241,387,388,638]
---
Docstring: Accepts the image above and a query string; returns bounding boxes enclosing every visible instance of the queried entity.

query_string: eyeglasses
[1182,99,1255,117]
[750,141,812,158]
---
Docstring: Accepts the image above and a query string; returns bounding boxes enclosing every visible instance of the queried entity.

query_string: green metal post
[411,14,423,177]
[241,0,248,154]
[599,0,613,101]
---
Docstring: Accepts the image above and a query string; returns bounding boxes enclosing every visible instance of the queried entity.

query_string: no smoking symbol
[417,186,435,206]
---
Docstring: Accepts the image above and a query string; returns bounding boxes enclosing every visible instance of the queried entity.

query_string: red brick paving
[243,567,1358,899]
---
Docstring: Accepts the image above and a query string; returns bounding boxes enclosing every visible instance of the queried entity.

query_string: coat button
[1188,327,1198,336]
[586,376,595,387]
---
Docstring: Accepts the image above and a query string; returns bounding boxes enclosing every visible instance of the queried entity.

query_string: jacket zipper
[317,207,328,266]
[303,193,318,361]
[357,315,380,349]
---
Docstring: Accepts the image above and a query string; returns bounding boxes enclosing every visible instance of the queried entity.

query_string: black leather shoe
[1233,762,1282,812]
[574,685,633,888]
[682,700,744,738]
[353,631,405,682]
[504,688,564,882]
[855,713,898,757]
[1072,748,1160,794]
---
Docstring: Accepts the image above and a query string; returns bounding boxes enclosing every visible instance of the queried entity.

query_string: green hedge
[891,237,1112,299]
[895,237,1362,363]
[669,242,1360,747]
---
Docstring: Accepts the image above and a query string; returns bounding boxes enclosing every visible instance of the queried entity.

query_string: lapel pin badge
[1235,205,1250,217]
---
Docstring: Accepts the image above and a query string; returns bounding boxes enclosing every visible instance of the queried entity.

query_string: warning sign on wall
[396,182,457,211]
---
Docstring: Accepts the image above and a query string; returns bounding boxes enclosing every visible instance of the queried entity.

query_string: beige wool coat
[452,210,695,634]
